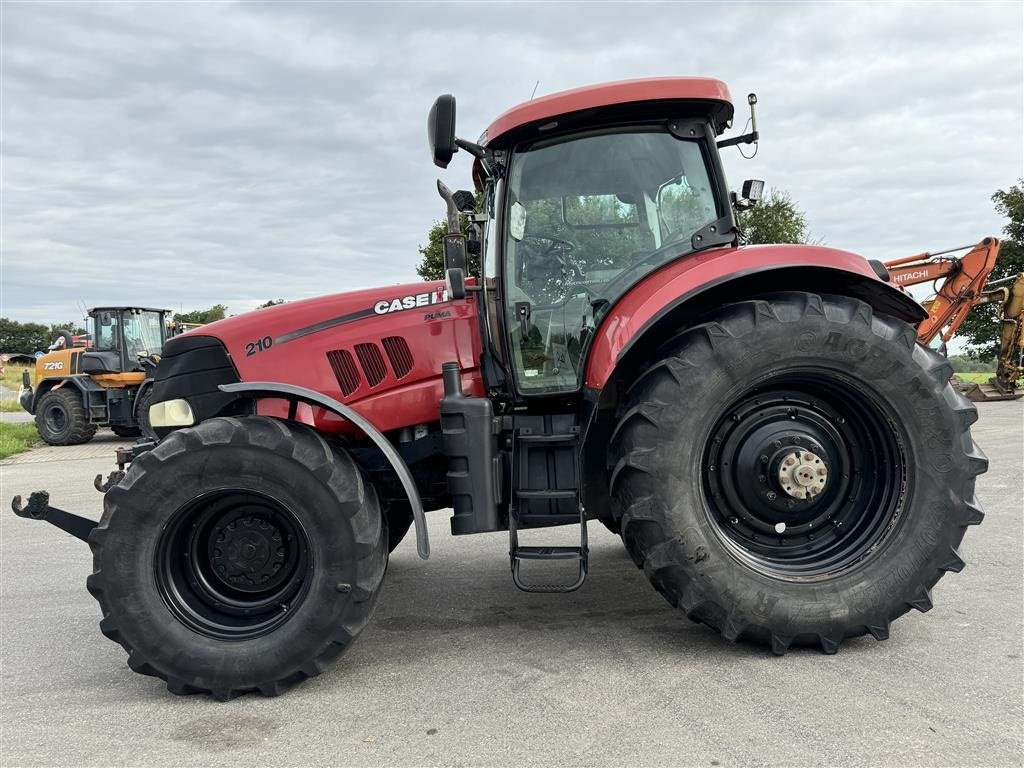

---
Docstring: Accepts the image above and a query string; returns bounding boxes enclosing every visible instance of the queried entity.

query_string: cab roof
[483,77,734,148]
[89,306,169,314]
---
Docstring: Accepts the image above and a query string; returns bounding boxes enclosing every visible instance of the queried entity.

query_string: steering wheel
[520,233,582,282]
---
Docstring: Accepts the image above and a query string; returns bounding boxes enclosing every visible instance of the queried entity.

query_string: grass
[0,423,39,461]
[955,372,994,384]
[0,399,26,412]
[1,364,33,391]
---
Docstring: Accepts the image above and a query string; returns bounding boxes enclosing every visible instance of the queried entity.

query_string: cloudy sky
[2,1,1021,323]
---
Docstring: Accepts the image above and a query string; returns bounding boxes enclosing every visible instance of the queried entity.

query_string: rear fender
[30,375,102,412]
[578,244,926,524]
[584,245,923,391]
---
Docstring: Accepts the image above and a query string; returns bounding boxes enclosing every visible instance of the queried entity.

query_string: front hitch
[11,491,97,543]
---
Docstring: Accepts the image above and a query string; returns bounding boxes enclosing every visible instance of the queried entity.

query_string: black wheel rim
[702,369,908,581]
[44,403,68,435]
[156,490,312,640]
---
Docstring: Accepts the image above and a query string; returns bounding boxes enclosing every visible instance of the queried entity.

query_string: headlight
[149,399,195,427]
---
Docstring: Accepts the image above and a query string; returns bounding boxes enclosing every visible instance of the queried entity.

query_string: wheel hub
[776,450,828,500]
[156,491,311,640]
[212,515,286,589]
[702,377,905,579]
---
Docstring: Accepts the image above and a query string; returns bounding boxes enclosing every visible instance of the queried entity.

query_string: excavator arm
[884,237,1022,401]
[885,238,1001,345]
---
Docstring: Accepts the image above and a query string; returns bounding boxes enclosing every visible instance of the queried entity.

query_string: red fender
[583,244,903,390]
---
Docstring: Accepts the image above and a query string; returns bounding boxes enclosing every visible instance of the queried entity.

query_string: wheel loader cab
[83,307,167,376]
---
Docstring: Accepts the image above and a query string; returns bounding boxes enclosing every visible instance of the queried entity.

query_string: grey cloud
[2,1,1021,323]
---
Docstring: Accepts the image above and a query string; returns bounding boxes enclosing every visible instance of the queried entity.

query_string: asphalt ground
[0,403,1021,767]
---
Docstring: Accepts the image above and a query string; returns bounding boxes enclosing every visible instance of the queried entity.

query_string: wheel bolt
[729,516,738,525]
[760,455,769,464]
[336,583,352,593]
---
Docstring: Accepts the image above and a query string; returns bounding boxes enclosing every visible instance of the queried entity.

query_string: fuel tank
[175,280,484,434]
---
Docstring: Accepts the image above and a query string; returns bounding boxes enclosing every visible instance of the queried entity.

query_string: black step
[513,545,584,560]
[515,489,577,500]
[514,513,580,527]
[516,433,578,445]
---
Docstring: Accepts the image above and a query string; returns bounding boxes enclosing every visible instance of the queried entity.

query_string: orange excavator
[884,237,1023,401]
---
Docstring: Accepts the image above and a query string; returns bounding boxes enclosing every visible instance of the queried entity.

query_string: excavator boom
[884,237,1022,401]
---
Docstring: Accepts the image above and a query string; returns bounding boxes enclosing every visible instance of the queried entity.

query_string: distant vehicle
[19,306,169,444]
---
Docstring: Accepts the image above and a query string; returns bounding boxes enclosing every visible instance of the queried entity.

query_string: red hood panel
[187,280,483,433]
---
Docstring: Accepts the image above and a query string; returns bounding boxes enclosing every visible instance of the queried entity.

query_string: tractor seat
[80,351,122,375]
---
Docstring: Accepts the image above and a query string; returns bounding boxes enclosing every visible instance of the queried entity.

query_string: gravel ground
[0,402,1021,767]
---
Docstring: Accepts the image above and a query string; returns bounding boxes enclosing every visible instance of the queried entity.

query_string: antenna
[530,80,540,100]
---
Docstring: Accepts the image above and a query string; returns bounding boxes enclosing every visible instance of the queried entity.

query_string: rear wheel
[34,387,96,445]
[609,293,987,653]
[87,416,387,698]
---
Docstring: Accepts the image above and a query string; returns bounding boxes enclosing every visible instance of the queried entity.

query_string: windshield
[503,127,720,393]
[91,310,164,363]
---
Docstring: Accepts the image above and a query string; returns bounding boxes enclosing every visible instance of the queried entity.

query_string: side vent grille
[382,336,414,378]
[326,349,361,396]
[355,343,387,387]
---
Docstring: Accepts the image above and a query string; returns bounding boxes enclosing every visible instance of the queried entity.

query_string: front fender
[583,243,924,390]
[218,381,430,561]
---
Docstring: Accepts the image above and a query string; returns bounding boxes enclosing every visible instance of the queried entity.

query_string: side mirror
[445,267,466,300]
[428,94,457,169]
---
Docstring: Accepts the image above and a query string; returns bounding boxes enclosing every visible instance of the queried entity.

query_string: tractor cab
[428,78,761,398]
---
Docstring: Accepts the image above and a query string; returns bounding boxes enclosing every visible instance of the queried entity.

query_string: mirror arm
[454,137,486,159]
[717,131,758,148]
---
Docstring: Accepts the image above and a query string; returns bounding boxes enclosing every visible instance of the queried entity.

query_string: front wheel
[87,416,387,698]
[34,387,96,445]
[609,293,987,654]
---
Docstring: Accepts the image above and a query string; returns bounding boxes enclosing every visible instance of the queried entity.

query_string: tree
[49,321,87,337]
[0,318,51,353]
[957,179,1024,358]
[258,299,286,309]
[736,188,812,244]
[173,304,228,325]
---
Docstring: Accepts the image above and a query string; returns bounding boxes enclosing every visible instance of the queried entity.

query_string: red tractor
[12,78,987,699]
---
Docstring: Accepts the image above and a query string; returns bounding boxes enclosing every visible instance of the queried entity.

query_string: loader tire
[87,416,388,699]
[135,387,156,441]
[34,387,96,445]
[609,292,987,655]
